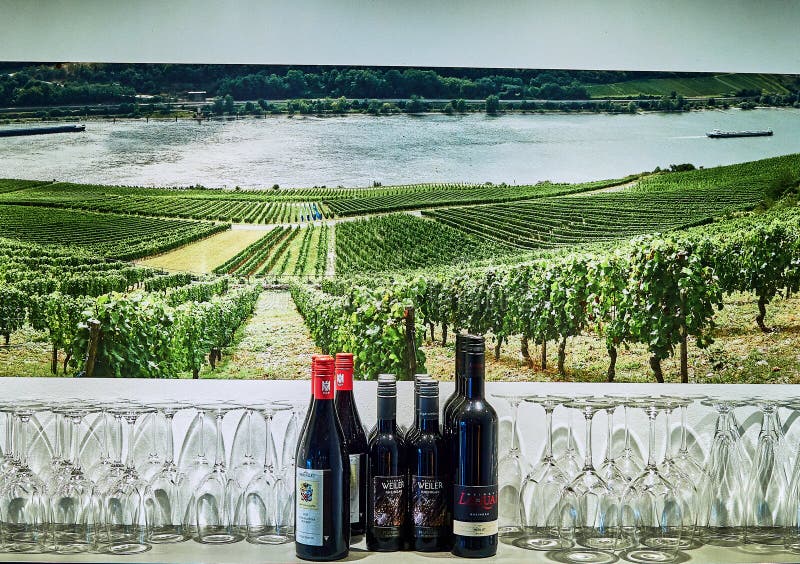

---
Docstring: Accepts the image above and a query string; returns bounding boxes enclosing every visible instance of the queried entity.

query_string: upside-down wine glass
[194,403,243,544]
[242,402,291,544]
[1,402,47,553]
[147,402,191,544]
[50,403,96,554]
[493,392,532,538]
[619,398,682,564]
[657,396,698,550]
[616,397,644,482]
[742,399,787,552]
[102,404,153,555]
[557,397,623,564]
[699,398,748,546]
[516,396,571,551]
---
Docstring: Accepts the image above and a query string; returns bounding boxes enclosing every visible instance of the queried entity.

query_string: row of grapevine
[0,204,229,260]
[315,225,329,277]
[165,277,230,307]
[335,214,508,274]
[423,185,762,249]
[325,177,634,216]
[69,284,262,378]
[306,207,800,382]
[290,282,425,379]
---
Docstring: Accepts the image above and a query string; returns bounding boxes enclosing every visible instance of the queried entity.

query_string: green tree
[485,95,500,114]
[223,94,235,114]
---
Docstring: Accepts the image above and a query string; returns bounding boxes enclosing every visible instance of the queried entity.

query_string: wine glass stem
[4,411,12,459]
[114,415,124,464]
[101,411,109,460]
[567,408,575,454]
[165,413,175,465]
[624,405,631,452]
[17,414,28,467]
[544,407,554,459]
[70,417,80,467]
[247,410,253,458]
[647,410,657,468]
[125,417,136,470]
[150,412,159,458]
[510,399,520,453]
[679,405,688,454]
[583,410,593,469]
[663,409,672,463]
[198,410,206,458]
[264,413,274,469]
[604,408,613,463]
[214,413,224,467]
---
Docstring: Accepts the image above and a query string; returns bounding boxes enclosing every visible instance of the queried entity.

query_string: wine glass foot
[150,531,191,544]
[499,525,524,538]
[557,547,618,564]
[620,548,679,563]
[248,533,291,545]
[196,532,244,544]
[106,542,152,555]
[513,535,573,551]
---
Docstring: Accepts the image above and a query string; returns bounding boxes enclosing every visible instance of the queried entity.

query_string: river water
[1,108,798,188]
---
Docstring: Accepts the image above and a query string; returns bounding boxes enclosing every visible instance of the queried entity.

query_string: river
[1,108,798,188]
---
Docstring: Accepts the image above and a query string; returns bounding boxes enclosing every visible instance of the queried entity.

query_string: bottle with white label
[407,379,449,551]
[295,355,350,561]
[334,352,367,537]
[367,374,407,551]
[452,335,498,558]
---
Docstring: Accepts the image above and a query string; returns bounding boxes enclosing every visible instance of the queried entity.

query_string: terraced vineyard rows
[2,188,328,223]
[335,214,509,275]
[325,177,636,216]
[213,225,329,277]
[0,205,228,260]
[423,183,764,248]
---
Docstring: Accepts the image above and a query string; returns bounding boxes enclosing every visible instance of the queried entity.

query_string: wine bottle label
[313,374,334,400]
[372,475,406,527]
[412,476,446,530]
[296,468,328,546]
[349,453,364,523]
[453,484,498,537]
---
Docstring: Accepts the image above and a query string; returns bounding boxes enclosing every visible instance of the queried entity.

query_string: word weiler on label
[372,476,406,527]
[453,484,498,523]
[412,476,446,528]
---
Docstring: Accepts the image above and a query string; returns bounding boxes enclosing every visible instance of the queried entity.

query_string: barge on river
[706,129,773,138]
[0,124,86,138]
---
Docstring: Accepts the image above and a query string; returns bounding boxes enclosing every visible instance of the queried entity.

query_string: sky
[0,0,798,73]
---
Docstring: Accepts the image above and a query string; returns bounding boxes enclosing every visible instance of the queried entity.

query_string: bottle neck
[464,352,485,399]
[416,396,439,432]
[377,395,397,433]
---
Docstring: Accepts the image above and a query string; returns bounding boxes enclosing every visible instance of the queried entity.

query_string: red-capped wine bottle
[367,374,407,551]
[297,354,322,452]
[334,353,367,537]
[295,356,350,561]
[452,336,498,558]
[407,380,449,552]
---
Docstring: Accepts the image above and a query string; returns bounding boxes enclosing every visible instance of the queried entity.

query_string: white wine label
[453,519,499,537]
[349,454,361,523]
[296,468,326,546]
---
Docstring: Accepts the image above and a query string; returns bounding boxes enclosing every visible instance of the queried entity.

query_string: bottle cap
[335,352,354,370]
[315,355,335,377]
[418,380,439,398]
[464,334,485,354]
[377,374,397,397]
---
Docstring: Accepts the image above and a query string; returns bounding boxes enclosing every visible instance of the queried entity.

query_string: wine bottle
[334,352,368,537]
[451,336,498,558]
[443,333,467,442]
[297,353,323,453]
[406,374,436,445]
[367,374,407,551]
[295,356,350,561]
[408,380,449,552]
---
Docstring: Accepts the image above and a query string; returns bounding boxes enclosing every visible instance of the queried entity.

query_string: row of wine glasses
[0,398,305,554]
[493,393,800,564]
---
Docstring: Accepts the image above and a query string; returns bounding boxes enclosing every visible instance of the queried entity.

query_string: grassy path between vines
[204,290,319,379]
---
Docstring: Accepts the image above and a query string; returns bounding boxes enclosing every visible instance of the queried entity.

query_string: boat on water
[706,129,773,138]
[0,124,86,138]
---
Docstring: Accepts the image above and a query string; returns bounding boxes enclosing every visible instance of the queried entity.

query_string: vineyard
[335,214,508,274]
[0,205,228,260]
[0,236,260,377]
[212,224,329,277]
[1,152,799,380]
